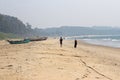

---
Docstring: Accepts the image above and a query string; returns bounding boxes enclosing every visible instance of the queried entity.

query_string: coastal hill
[0,13,44,38]
[1,13,120,38]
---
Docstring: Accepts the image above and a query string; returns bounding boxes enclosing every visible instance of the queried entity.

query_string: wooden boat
[7,39,30,44]
[29,37,47,41]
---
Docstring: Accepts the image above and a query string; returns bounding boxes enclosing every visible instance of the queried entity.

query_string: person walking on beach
[60,37,63,47]
[74,39,77,48]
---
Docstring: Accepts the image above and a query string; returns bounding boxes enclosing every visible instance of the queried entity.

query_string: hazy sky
[0,0,120,28]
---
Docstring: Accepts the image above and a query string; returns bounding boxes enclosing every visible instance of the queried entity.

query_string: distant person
[60,37,63,47]
[74,39,77,48]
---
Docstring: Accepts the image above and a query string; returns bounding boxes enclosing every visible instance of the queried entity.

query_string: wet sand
[0,38,120,80]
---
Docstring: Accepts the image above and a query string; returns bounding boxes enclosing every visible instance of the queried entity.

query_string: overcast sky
[0,0,120,28]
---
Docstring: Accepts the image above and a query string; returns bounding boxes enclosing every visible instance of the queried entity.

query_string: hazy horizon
[0,0,120,28]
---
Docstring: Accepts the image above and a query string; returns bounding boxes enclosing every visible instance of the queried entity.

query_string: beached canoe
[29,37,47,41]
[7,39,30,44]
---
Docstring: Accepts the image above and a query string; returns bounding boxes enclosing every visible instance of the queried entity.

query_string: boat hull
[29,37,47,41]
[7,39,30,44]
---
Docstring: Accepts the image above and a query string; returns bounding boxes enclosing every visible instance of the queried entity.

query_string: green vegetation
[0,32,19,40]
[0,13,33,36]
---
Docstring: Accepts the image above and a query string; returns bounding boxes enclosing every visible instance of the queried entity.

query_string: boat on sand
[7,39,30,44]
[29,37,47,41]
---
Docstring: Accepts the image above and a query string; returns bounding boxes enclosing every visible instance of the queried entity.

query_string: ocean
[66,35,120,48]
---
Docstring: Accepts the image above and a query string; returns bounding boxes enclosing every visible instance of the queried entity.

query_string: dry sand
[0,38,120,80]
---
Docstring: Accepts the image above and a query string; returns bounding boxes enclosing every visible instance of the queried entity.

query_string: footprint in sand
[75,78,80,80]
[57,67,64,70]
[6,65,13,67]
[82,74,88,79]
[0,67,4,69]
[58,54,64,56]
[95,77,100,79]
[81,69,91,79]
[73,55,81,58]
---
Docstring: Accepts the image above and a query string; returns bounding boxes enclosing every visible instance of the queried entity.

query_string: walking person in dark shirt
[74,39,77,48]
[60,37,63,47]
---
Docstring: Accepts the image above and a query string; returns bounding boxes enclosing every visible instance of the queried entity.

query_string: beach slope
[0,39,120,80]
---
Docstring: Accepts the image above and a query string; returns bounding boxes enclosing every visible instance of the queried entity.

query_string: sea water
[66,35,120,48]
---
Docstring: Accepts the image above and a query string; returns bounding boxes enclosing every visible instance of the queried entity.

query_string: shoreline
[66,39,120,50]
[78,40,120,49]
[66,35,120,48]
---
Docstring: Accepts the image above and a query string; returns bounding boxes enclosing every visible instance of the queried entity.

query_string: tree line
[0,13,45,37]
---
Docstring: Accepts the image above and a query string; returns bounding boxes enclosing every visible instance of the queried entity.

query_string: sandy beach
[0,38,120,80]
